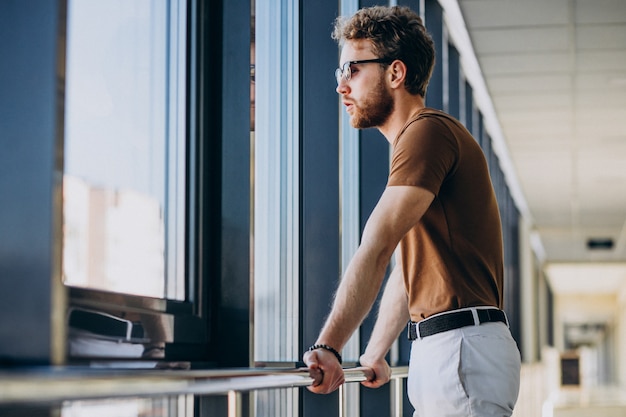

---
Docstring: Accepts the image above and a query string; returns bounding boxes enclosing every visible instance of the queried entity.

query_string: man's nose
[336,79,349,95]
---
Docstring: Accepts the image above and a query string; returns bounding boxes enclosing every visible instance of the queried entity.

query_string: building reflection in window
[61,396,191,417]
[62,0,187,301]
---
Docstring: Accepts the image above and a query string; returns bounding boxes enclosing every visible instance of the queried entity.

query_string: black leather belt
[407,308,508,340]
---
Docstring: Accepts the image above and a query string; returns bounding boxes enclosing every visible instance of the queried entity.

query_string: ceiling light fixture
[586,238,614,250]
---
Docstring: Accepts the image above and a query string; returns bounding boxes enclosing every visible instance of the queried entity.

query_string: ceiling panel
[458,0,626,271]
[471,27,570,54]
[576,50,626,71]
[493,93,573,110]
[546,263,626,294]
[488,74,573,93]
[575,0,626,24]
[577,25,626,49]
[459,0,569,28]
[479,53,572,75]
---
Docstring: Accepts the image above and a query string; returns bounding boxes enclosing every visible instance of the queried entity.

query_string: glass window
[62,0,187,300]
[61,396,192,417]
[253,0,301,363]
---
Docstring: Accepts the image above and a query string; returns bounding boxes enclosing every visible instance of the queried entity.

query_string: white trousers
[407,321,521,417]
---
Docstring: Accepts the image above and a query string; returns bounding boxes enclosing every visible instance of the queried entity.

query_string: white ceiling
[456,0,626,296]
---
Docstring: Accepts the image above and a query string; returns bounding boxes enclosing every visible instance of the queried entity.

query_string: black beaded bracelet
[307,344,342,364]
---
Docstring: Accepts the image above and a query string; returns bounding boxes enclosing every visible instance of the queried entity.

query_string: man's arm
[359,258,410,388]
[304,185,434,394]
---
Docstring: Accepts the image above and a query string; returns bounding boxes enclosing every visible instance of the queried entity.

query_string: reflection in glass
[61,396,191,417]
[62,0,186,300]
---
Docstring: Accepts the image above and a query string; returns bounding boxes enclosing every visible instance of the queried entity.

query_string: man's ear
[388,60,407,88]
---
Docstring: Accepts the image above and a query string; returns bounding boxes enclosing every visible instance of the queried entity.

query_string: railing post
[228,390,242,417]
[390,374,404,417]
[338,384,345,417]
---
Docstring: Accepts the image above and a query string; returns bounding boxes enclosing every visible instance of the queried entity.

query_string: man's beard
[350,77,394,129]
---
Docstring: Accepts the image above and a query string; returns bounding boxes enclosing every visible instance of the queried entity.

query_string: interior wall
[617,285,626,386]
[554,293,619,352]
[520,217,539,362]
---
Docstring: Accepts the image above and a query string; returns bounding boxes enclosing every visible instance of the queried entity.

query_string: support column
[0,0,68,365]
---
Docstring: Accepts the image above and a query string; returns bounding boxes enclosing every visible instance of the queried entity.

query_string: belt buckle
[407,321,421,340]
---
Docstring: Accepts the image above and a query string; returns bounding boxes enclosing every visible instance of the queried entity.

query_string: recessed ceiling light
[587,238,614,250]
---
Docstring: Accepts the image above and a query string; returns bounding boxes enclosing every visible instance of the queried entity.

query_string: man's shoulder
[397,108,460,142]
[412,108,461,125]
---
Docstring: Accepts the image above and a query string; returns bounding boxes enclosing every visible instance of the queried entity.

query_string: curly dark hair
[332,6,435,97]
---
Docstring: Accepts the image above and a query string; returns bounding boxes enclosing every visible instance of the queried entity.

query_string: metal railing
[0,365,409,416]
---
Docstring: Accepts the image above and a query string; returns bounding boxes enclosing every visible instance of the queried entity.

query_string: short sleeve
[388,115,458,195]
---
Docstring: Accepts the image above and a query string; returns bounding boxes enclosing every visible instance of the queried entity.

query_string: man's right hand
[303,348,345,394]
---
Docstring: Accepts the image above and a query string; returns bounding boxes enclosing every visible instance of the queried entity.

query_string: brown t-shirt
[388,108,504,321]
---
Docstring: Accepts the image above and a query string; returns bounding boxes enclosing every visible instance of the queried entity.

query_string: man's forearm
[315,244,392,350]
[361,263,409,361]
